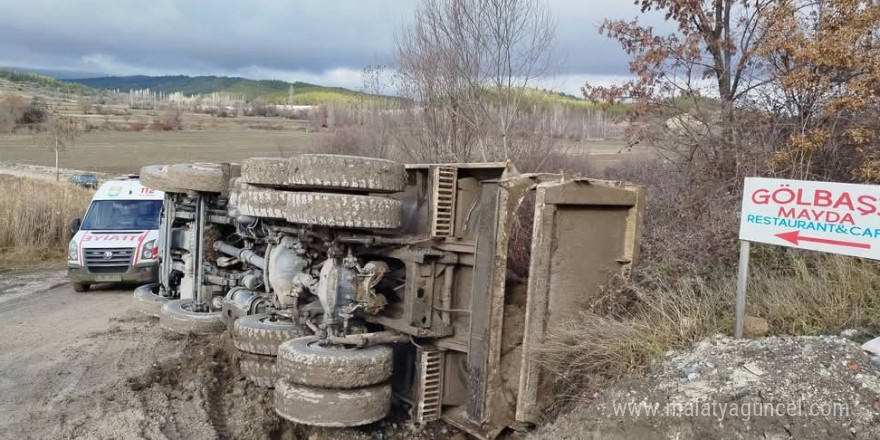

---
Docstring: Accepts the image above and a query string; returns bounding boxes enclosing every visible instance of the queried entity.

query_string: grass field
[0,129,330,174]
[0,124,643,175]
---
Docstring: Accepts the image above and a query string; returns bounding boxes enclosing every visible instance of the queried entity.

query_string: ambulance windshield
[80,200,162,231]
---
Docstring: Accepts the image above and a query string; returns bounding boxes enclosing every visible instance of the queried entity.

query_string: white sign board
[740,177,880,259]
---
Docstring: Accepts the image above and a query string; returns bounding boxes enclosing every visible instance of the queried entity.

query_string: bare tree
[396,0,557,164]
[356,65,398,159]
[584,0,776,180]
[35,109,82,181]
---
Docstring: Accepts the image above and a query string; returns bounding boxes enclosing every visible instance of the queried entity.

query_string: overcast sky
[0,0,669,95]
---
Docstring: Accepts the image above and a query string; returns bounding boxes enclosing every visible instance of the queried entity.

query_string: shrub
[162,107,183,130]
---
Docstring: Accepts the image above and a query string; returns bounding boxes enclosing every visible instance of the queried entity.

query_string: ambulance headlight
[141,240,158,260]
[68,240,78,262]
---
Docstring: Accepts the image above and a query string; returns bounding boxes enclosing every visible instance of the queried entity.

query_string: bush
[19,99,46,125]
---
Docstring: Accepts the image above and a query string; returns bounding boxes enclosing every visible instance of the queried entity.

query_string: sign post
[733,240,750,339]
[736,177,880,337]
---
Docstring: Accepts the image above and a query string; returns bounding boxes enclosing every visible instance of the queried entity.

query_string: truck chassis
[133,155,644,438]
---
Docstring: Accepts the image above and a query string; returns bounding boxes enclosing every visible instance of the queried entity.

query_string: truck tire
[235,187,402,229]
[239,353,277,388]
[72,282,90,292]
[232,314,310,356]
[234,184,288,219]
[241,155,407,193]
[159,299,225,335]
[274,380,391,427]
[286,192,401,229]
[133,283,170,318]
[221,164,242,198]
[168,163,226,193]
[276,336,393,388]
[140,165,186,193]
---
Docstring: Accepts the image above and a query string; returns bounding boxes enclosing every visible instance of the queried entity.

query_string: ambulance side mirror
[70,218,81,234]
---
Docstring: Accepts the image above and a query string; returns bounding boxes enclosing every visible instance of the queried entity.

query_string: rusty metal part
[325,331,409,348]
[355,261,389,315]
[221,287,270,328]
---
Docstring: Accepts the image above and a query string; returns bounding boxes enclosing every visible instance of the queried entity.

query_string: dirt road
[0,273,178,439]
[0,161,111,183]
[0,270,451,440]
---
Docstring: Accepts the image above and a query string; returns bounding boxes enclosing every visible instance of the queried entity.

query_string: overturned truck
[134,155,644,439]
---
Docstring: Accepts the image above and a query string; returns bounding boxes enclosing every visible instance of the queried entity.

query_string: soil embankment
[0,271,451,440]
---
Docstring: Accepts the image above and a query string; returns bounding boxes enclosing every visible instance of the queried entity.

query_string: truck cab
[67,179,164,292]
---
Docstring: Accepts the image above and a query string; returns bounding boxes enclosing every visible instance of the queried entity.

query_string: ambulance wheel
[72,282,90,292]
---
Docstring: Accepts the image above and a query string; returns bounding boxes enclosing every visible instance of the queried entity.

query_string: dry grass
[536,250,880,412]
[535,156,880,413]
[0,176,93,267]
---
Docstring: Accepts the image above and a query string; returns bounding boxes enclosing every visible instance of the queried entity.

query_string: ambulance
[67,179,164,292]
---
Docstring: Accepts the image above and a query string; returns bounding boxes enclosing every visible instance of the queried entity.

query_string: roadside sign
[740,177,880,260]
[734,177,880,339]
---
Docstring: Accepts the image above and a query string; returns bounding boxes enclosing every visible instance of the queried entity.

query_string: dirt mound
[532,335,880,440]
[58,330,452,440]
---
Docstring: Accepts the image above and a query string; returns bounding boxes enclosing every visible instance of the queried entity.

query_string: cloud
[0,0,671,94]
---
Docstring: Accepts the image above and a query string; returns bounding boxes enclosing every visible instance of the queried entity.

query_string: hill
[0,69,96,96]
[65,75,365,104]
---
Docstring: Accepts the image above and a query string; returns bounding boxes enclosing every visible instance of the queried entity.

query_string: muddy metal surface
[0,270,455,440]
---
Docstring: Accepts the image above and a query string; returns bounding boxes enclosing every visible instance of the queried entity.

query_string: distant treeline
[65,75,368,105]
[0,69,94,95]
